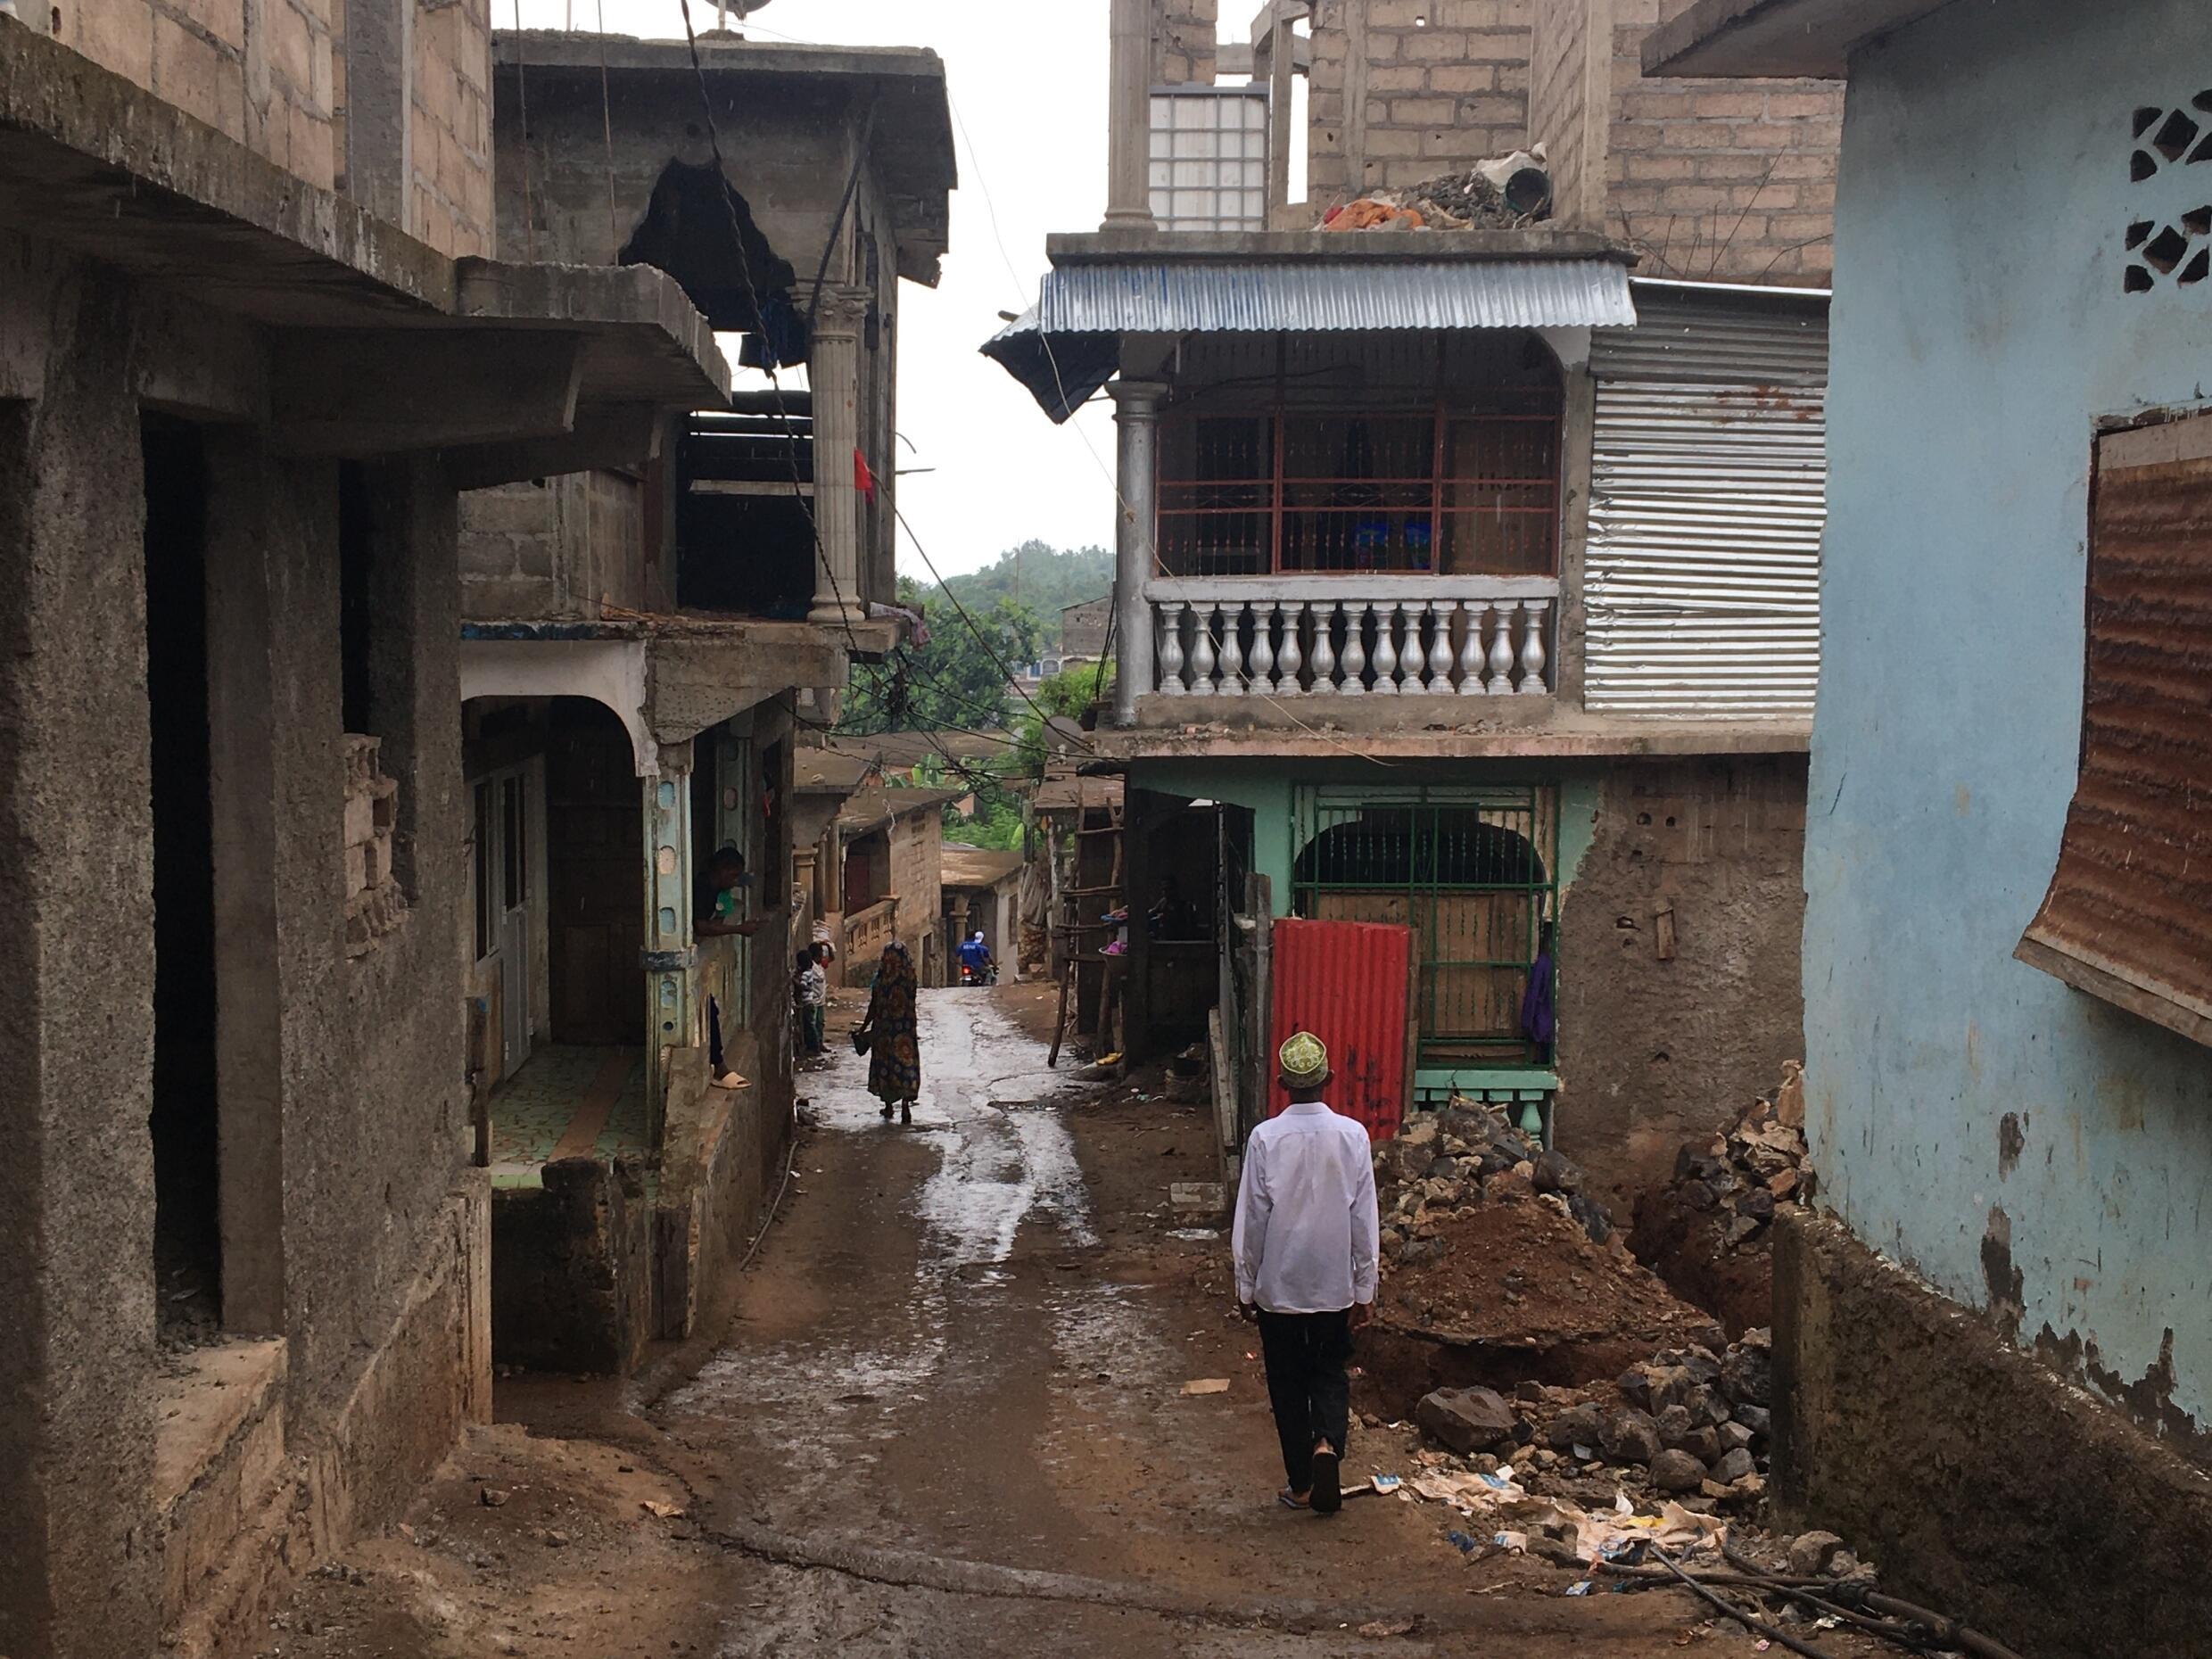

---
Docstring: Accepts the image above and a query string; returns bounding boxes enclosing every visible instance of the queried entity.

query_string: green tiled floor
[488,1044,650,1191]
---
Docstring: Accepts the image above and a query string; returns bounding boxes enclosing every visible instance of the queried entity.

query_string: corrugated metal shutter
[1587,291,1829,716]
[1267,918,1413,1142]
[2017,413,2212,1047]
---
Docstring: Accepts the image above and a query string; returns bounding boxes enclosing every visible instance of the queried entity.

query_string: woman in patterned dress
[861,939,921,1122]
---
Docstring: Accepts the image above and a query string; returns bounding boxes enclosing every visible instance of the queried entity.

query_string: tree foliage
[939,539,1111,624]
[840,589,1044,736]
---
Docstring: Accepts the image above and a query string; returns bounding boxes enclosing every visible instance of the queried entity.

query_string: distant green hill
[931,540,1112,627]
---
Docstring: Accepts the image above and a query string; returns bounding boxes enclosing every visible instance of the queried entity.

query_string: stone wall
[1305,0,1837,281]
[458,468,653,621]
[39,0,492,259]
[1155,0,1218,84]
[1556,755,1807,1213]
[1308,0,1533,205]
[0,244,483,1658]
[409,0,494,257]
[1605,0,1838,283]
[888,805,945,983]
[1775,1213,2212,1659]
[47,0,337,189]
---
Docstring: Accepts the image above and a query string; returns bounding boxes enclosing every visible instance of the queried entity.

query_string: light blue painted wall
[1808,0,2212,1428]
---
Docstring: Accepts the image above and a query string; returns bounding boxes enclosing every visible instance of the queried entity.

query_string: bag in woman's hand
[852,1024,873,1056]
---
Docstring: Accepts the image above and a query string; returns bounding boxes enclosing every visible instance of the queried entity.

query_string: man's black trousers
[1255,1308,1352,1494]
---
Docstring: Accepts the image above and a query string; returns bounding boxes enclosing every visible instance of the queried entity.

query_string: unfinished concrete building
[989,0,1838,1210]
[0,4,726,1653]
[457,33,954,1372]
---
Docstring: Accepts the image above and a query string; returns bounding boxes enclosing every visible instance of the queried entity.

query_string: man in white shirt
[1231,1032,1381,1515]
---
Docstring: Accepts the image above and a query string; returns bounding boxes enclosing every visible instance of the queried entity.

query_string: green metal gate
[1290,783,1556,1067]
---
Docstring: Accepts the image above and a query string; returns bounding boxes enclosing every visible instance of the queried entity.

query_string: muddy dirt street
[263,986,1891,1659]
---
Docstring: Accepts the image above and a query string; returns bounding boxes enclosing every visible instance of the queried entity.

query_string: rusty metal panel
[1267,917,1412,1142]
[1587,286,1828,717]
[2018,413,2212,1046]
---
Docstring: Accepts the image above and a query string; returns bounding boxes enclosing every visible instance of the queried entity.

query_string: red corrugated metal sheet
[2018,413,2212,1045]
[1267,918,1413,1141]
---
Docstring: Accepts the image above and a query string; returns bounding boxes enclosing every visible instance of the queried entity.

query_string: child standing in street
[794,947,828,1057]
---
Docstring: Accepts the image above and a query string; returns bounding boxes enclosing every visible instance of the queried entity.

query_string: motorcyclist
[956,930,995,984]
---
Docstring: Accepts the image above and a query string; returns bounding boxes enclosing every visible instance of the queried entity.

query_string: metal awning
[1036,257,1637,334]
[983,256,1638,423]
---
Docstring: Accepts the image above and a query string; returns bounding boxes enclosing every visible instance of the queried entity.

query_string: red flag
[853,447,876,502]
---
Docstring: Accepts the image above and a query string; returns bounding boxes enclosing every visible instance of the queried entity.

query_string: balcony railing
[1145,576,1556,697]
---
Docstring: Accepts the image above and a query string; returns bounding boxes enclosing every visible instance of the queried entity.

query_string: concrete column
[807,285,871,628]
[0,268,164,1659]
[1110,380,1166,727]
[1102,0,1158,230]
[641,747,695,1143]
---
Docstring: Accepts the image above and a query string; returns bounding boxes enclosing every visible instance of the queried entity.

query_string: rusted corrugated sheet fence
[1267,918,1412,1142]
[1587,285,1829,716]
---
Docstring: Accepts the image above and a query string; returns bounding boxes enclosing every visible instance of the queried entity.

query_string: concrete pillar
[1102,0,1158,230]
[641,746,695,1142]
[1110,380,1165,728]
[807,285,871,628]
[0,269,164,1659]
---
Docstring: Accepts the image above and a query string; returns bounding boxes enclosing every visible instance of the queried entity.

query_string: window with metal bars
[1155,334,1564,579]
[1291,785,1557,1066]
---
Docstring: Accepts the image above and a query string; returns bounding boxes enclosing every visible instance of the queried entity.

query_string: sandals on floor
[1276,1488,1311,1510]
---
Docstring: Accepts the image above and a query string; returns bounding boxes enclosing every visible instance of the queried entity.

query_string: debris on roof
[1322,147,1555,234]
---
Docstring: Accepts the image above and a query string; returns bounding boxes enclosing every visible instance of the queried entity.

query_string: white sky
[513,0,1127,578]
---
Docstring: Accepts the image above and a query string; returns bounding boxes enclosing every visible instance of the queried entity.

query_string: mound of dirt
[1379,1176,1720,1352]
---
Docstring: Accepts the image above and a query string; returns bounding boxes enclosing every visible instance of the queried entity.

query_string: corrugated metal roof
[1585,292,1829,718]
[1035,258,1638,334]
[2018,414,2212,1047]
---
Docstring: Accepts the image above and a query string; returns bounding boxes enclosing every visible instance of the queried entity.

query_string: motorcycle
[958,960,999,986]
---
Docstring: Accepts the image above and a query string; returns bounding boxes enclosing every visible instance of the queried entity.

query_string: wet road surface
[647,988,1769,1657]
[260,984,1897,1657]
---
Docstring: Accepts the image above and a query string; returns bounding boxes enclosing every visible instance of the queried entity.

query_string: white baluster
[1424,599,1453,692]
[1217,600,1247,695]
[1372,602,1401,694]
[1339,601,1369,695]
[1487,602,1516,692]
[1457,599,1487,695]
[1517,598,1550,695]
[1189,604,1217,693]
[1276,600,1306,695]
[1156,600,1186,694]
[1252,600,1281,694]
[1309,599,1337,694]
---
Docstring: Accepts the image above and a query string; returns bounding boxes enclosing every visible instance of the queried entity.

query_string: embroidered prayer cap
[1277,1031,1329,1084]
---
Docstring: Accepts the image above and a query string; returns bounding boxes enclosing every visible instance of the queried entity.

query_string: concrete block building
[989,0,1837,1208]
[456,34,954,1372]
[0,7,724,1655]
[1653,2,2212,1653]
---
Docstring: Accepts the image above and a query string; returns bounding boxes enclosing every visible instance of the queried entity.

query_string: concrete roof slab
[1642,0,1965,78]
[494,30,954,284]
[0,28,726,456]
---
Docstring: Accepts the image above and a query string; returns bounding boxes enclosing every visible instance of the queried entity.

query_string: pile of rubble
[1671,1061,1814,1252]
[1376,1100,1610,1254]
[1411,1329,1779,1512]
[1372,1100,1725,1353]
[1320,147,1554,233]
